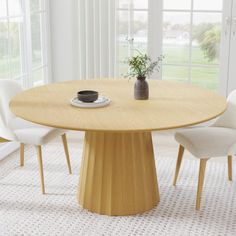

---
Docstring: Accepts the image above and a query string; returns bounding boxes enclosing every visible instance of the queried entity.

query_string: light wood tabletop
[10,79,227,216]
[10,79,226,132]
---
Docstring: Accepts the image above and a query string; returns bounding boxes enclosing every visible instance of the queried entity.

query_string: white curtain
[78,0,117,79]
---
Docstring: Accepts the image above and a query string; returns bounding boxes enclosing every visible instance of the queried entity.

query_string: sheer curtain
[78,0,117,79]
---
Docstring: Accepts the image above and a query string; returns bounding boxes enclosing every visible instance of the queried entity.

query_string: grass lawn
[118,43,219,91]
[1,45,219,91]
[163,45,219,65]
[163,66,219,90]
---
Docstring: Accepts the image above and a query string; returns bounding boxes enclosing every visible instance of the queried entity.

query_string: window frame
[162,0,223,85]
[0,0,51,88]
[116,0,224,90]
[116,0,149,75]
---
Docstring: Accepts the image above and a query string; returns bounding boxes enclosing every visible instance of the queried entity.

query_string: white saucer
[70,96,111,108]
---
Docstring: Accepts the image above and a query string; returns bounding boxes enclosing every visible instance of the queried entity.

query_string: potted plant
[126,51,163,100]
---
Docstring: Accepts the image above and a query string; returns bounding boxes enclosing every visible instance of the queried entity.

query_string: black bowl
[77,90,99,103]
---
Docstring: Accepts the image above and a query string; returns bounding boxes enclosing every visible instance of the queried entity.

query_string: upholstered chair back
[0,80,23,140]
[214,90,236,129]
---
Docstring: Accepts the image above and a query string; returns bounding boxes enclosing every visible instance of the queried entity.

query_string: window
[117,0,148,76]
[162,0,223,90]
[0,0,50,88]
[116,0,223,91]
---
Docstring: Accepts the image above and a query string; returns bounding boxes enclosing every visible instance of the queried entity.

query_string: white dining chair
[0,80,72,194]
[173,89,236,210]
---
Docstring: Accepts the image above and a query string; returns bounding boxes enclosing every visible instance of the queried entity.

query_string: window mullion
[148,0,163,79]
[1,0,48,87]
[128,0,134,57]
[39,11,47,82]
[6,0,11,80]
[22,0,33,88]
[188,0,194,83]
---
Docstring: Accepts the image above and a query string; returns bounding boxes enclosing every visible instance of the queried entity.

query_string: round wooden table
[10,79,227,216]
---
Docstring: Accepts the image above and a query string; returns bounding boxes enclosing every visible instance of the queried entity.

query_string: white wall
[49,0,79,82]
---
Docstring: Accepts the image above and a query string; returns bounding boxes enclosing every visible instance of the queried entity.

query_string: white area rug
[0,143,236,236]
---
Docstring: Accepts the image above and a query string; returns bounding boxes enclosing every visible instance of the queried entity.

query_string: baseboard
[0,142,19,161]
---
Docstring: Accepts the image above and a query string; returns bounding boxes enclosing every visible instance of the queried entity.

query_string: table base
[77,131,160,216]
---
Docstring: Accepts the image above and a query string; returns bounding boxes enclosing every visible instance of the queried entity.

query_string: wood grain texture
[196,159,208,210]
[9,79,227,215]
[61,134,72,174]
[0,137,9,143]
[228,155,232,181]
[78,131,159,216]
[173,145,185,186]
[36,145,45,194]
[10,79,227,132]
[20,143,24,167]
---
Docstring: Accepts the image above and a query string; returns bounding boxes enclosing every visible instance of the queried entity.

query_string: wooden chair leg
[196,159,208,210]
[36,146,45,194]
[61,134,72,174]
[20,143,24,166]
[173,145,185,186]
[228,155,233,181]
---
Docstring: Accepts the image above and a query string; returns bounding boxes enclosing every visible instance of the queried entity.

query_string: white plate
[70,96,111,108]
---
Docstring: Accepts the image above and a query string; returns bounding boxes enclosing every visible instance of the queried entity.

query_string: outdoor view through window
[0,0,47,86]
[118,0,223,90]
[0,0,223,90]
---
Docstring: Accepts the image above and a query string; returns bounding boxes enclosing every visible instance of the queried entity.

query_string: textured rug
[0,143,236,236]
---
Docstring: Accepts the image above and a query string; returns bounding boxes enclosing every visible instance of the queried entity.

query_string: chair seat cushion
[9,118,65,145]
[175,127,236,158]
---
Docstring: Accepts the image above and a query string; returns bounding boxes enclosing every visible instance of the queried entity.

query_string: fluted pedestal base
[77,131,160,216]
